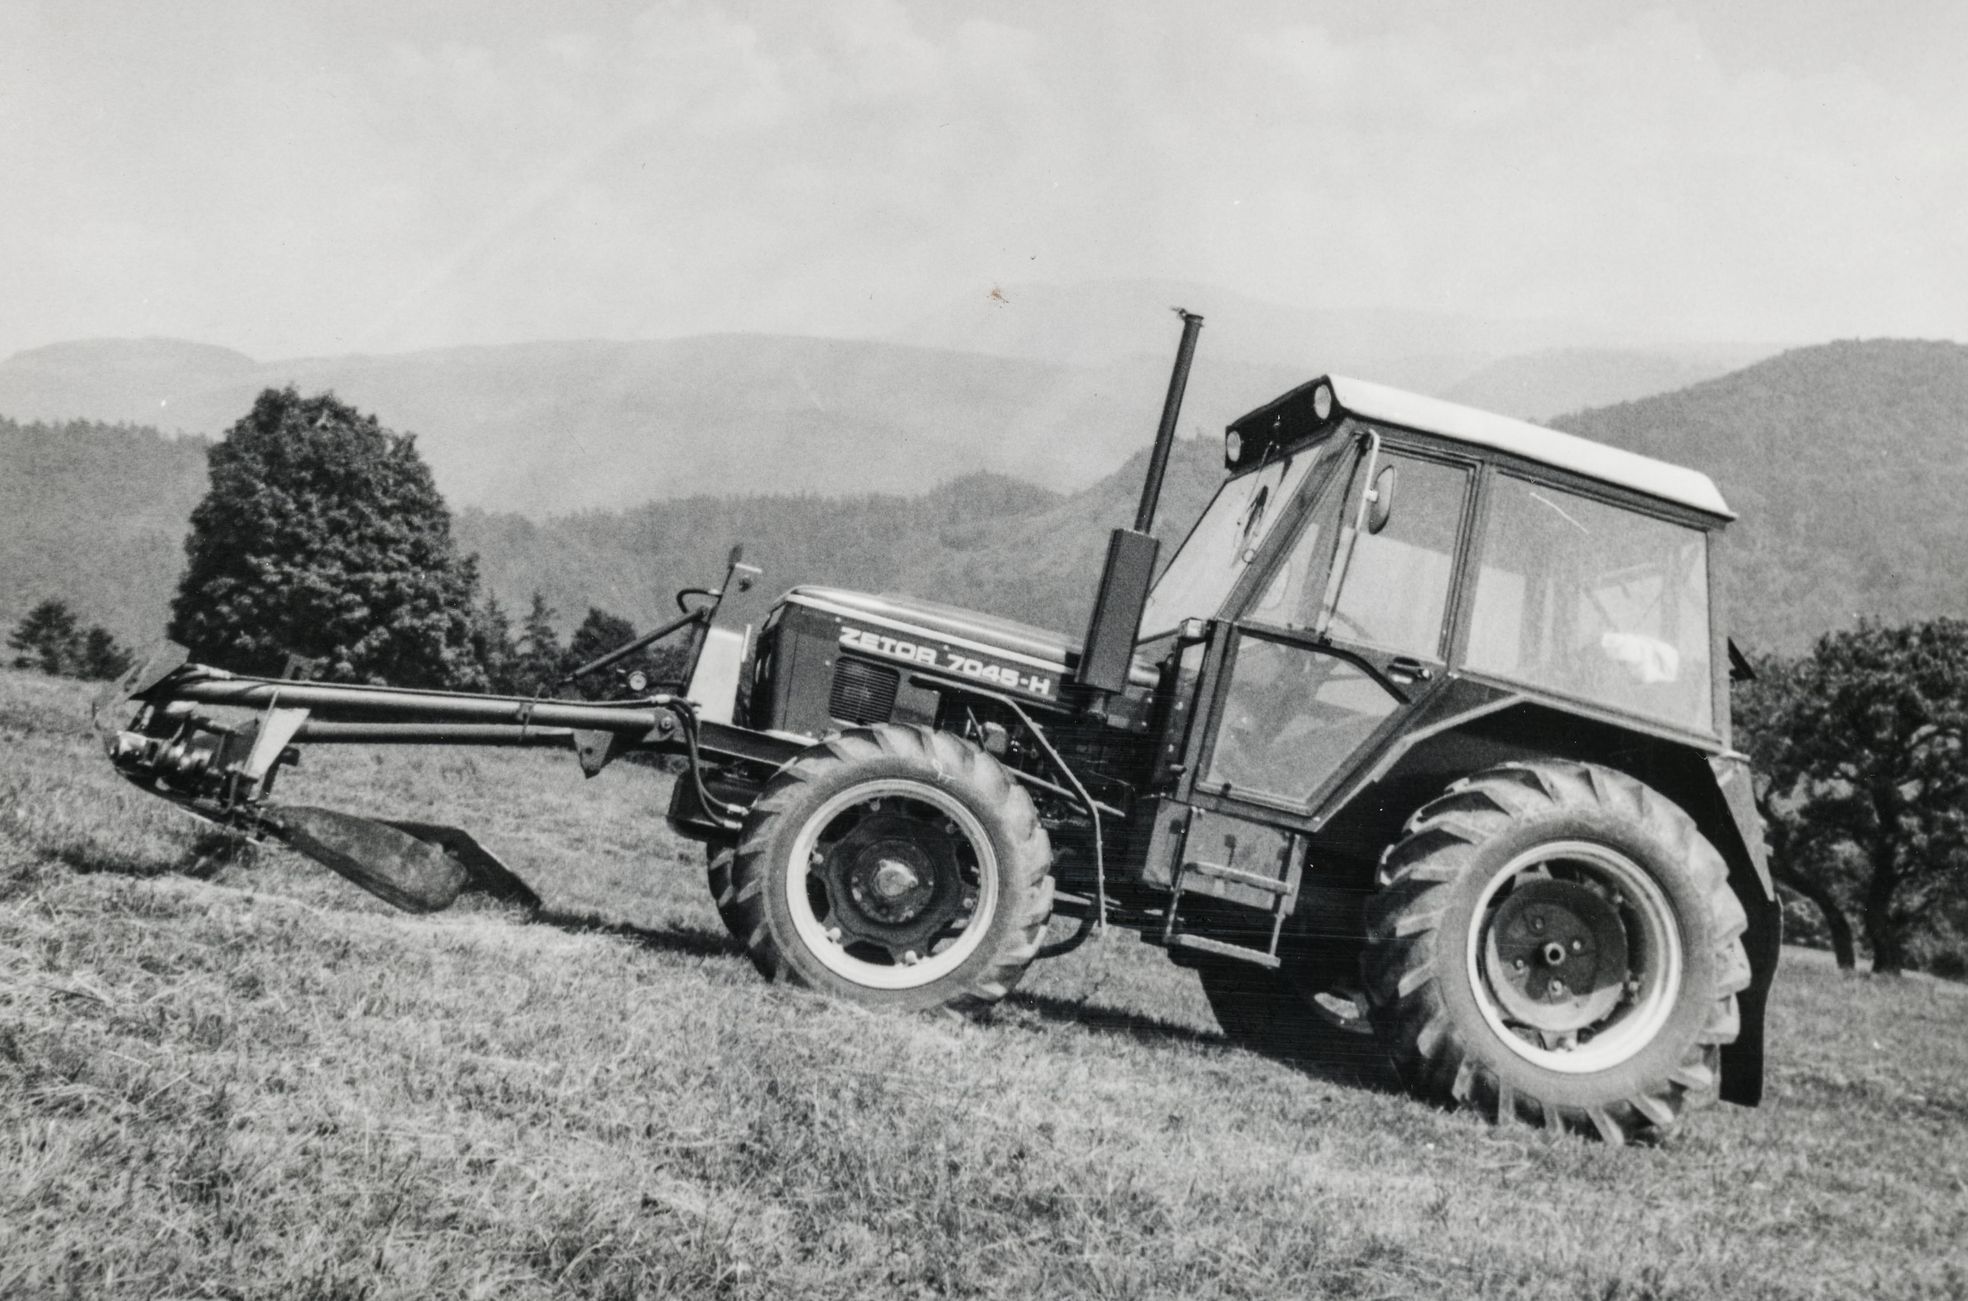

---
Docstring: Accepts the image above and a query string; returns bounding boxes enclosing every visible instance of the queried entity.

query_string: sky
[1,0,1963,362]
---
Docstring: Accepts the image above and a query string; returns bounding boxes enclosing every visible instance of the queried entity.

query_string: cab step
[1158,834,1306,969]
[1165,932,1283,969]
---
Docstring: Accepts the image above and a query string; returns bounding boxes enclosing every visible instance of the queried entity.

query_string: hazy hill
[0,277,1776,518]
[890,277,1764,400]
[0,334,1303,517]
[1442,345,1772,420]
[7,339,1967,658]
[0,339,256,423]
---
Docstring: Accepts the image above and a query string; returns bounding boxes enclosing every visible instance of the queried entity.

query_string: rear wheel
[1363,761,1750,1143]
[725,725,1053,1015]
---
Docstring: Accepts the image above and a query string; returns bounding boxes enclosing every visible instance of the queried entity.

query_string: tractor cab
[1139,375,1732,833]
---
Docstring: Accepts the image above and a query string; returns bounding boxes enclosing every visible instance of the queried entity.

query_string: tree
[565,606,653,700]
[514,591,563,695]
[76,626,134,680]
[8,598,81,674]
[1734,620,1968,974]
[473,593,519,695]
[167,388,484,689]
[1735,653,1861,969]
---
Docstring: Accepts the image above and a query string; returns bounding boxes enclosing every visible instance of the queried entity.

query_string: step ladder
[1160,839,1304,970]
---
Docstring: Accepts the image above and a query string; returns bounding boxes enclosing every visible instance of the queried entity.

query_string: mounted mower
[100,312,1780,1142]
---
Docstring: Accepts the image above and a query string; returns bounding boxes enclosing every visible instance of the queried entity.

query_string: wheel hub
[1483,878,1630,1032]
[814,811,967,954]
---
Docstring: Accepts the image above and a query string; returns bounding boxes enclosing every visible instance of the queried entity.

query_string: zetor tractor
[101,312,1779,1143]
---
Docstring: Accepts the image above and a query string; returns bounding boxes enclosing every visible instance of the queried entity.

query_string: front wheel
[1363,761,1750,1143]
[725,725,1053,1015]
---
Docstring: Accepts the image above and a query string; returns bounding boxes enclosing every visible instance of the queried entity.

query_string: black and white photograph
[2,2,1964,1297]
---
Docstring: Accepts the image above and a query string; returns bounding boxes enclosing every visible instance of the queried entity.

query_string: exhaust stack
[1078,309,1204,698]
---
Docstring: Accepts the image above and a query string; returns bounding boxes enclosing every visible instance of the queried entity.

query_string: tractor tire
[1362,761,1750,1144]
[725,724,1054,1015]
[705,843,744,940]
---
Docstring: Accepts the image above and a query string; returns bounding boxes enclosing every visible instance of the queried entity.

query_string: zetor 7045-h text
[101,313,1779,1144]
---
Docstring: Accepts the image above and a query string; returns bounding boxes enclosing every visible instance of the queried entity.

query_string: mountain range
[0,282,1780,520]
[3,334,1964,661]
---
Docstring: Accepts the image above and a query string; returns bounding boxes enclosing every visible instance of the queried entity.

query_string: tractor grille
[830,657,899,725]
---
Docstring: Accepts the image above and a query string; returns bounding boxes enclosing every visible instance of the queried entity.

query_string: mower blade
[382,820,542,909]
[270,805,468,913]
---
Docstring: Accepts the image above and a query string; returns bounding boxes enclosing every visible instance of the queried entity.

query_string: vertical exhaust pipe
[1079,309,1205,699]
[1134,308,1205,536]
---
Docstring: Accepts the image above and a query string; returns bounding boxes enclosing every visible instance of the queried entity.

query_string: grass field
[3,664,1965,1299]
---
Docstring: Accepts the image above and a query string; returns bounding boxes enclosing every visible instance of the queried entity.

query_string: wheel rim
[1465,840,1683,1074]
[786,778,999,990]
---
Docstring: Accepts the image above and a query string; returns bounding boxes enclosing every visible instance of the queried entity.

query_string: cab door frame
[1173,428,1483,831]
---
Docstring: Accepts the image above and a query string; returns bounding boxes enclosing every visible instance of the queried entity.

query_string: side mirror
[1366,464,1397,535]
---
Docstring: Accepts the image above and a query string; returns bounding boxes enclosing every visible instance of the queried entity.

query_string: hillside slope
[0,417,209,642]
[5,668,1963,1299]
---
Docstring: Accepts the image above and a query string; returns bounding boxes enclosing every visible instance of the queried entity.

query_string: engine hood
[779,586,1157,691]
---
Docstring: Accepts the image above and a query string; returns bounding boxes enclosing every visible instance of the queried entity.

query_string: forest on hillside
[0,417,209,643]
[4,339,1968,656]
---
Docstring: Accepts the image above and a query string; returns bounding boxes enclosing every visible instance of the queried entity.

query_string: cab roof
[1229,374,1733,520]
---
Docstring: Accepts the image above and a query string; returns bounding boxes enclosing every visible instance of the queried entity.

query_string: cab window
[1252,450,1470,659]
[1139,445,1322,640]
[1465,475,1713,733]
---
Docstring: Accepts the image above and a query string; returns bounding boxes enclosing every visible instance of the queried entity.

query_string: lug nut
[1548,978,1566,996]
[1572,938,1584,952]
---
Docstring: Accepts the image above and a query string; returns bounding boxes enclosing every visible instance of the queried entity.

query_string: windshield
[1139,444,1323,640]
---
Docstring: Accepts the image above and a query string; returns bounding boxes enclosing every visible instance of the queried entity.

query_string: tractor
[100,312,1780,1143]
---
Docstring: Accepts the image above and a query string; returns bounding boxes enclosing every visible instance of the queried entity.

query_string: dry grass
[2,665,1964,1299]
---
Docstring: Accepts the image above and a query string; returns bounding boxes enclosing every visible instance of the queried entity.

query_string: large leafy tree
[168,388,484,688]
[1735,620,1968,973]
[1734,654,1860,969]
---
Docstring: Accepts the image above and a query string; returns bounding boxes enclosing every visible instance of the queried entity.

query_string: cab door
[1186,443,1474,818]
